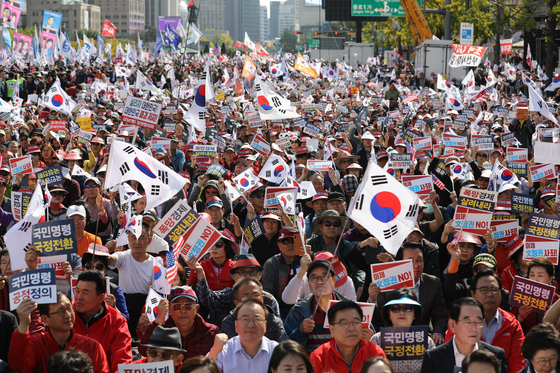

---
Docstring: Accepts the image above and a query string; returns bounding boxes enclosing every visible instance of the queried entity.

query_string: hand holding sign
[16,298,37,333]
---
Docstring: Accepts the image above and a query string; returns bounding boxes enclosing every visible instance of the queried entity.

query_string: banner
[42,10,62,34]
[1,2,21,29]
[121,95,163,130]
[380,326,429,361]
[40,32,57,58]
[401,175,432,200]
[370,260,414,292]
[448,44,486,67]
[153,200,199,248]
[11,191,31,221]
[509,276,555,314]
[9,268,56,311]
[101,20,117,38]
[500,39,513,55]
[12,33,31,59]
[32,220,78,256]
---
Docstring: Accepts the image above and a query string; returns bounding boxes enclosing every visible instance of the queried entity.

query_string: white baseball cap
[66,205,86,218]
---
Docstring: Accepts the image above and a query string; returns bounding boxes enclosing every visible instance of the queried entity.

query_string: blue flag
[164,24,181,50]
[97,35,104,59]
[155,28,163,55]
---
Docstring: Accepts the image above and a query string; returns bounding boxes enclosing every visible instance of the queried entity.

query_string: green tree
[211,33,233,49]
[280,29,297,52]
[144,24,157,43]
[78,28,99,40]
[16,27,34,37]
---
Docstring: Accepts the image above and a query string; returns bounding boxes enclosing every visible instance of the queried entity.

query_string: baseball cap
[169,286,198,303]
[278,227,298,240]
[205,196,223,209]
[307,259,336,277]
[67,205,87,218]
[473,253,497,269]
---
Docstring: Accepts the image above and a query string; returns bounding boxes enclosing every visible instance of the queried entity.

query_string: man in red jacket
[310,301,386,373]
[139,286,222,361]
[9,293,109,373]
[73,271,132,373]
[444,269,525,373]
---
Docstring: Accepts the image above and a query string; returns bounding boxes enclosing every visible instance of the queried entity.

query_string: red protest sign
[177,217,222,262]
[49,120,67,131]
[101,20,117,38]
[370,260,414,292]
[10,156,32,175]
[250,133,271,157]
[323,300,375,328]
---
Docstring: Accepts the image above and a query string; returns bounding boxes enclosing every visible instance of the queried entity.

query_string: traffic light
[294,31,302,34]
[314,31,318,35]
[334,31,338,35]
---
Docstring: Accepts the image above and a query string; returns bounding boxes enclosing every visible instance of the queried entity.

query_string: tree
[16,27,34,37]
[211,33,233,50]
[546,0,560,82]
[280,29,297,52]
[144,24,157,42]
[78,29,99,40]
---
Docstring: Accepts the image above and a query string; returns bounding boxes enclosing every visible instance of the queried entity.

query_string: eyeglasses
[147,349,175,360]
[534,355,558,367]
[332,320,362,329]
[237,292,263,302]
[475,286,500,295]
[235,269,261,277]
[85,262,105,271]
[411,259,424,265]
[251,193,264,199]
[49,305,73,318]
[309,274,331,283]
[340,160,352,164]
[84,184,99,189]
[389,305,414,313]
[459,319,484,328]
[237,316,265,326]
[92,143,102,147]
[322,220,341,228]
[171,302,196,311]
[51,192,65,197]
[213,241,225,248]
[279,237,294,245]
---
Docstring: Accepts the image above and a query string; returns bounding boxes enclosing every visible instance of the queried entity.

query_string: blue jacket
[170,149,185,171]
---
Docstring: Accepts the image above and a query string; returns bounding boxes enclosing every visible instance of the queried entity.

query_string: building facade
[92,0,145,36]
[260,6,269,42]
[225,0,260,43]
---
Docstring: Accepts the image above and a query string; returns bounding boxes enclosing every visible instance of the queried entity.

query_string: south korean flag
[258,154,290,184]
[348,161,419,255]
[233,169,260,192]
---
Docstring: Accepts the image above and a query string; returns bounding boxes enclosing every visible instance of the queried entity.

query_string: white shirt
[216,336,278,373]
[110,250,156,294]
[452,336,478,367]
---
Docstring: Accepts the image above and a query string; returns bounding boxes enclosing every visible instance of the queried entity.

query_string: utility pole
[494,3,500,66]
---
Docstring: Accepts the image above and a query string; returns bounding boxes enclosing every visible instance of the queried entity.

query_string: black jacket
[509,118,535,150]
[421,340,507,373]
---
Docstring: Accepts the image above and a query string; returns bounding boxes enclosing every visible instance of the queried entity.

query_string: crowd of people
[0,49,560,373]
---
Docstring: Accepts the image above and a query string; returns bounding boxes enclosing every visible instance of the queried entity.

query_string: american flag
[432,174,446,191]
[473,84,495,102]
[402,94,418,105]
[166,235,184,285]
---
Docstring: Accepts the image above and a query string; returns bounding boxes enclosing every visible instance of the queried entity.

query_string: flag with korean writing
[348,161,419,255]
[258,154,289,184]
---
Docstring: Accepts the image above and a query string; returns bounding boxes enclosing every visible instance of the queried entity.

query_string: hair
[47,350,94,373]
[76,270,106,296]
[233,298,268,320]
[232,277,263,300]
[528,257,555,278]
[461,349,500,373]
[176,263,188,286]
[179,357,219,373]
[261,210,282,230]
[449,297,484,322]
[471,269,502,293]
[327,300,363,325]
[217,238,235,260]
[38,291,69,316]
[395,241,424,260]
[360,357,395,373]
[40,143,55,162]
[83,252,109,268]
[141,222,153,237]
[0,248,8,260]
[522,322,560,360]
[267,340,314,373]
[381,288,422,326]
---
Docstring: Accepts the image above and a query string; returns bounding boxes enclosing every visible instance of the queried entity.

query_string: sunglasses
[322,220,341,227]
[51,192,65,197]
[251,193,264,199]
[279,237,294,245]
[213,241,225,248]
[205,188,218,194]
[171,302,196,311]
[341,160,352,164]
[147,349,174,360]
[389,305,414,313]
[84,184,99,189]
[85,262,105,271]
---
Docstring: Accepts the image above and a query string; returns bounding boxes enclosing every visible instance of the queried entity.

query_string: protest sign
[529,163,555,181]
[507,147,528,162]
[206,164,227,178]
[121,95,163,130]
[472,135,494,151]
[151,137,171,152]
[453,206,493,236]
[524,235,559,264]
[176,217,222,262]
[389,153,413,169]
[509,276,555,314]
[448,44,486,67]
[76,117,92,132]
[9,268,57,311]
[153,200,199,248]
[276,137,292,149]
[323,300,375,328]
[35,166,64,187]
[370,260,414,292]
[507,162,527,177]
[307,160,333,171]
[442,134,467,150]
[49,120,66,131]
[523,212,560,263]
[77,130,93,146]
[534,142,560,165]
[457,187,498,213]
[401,175,432,200]
[10,156,32,175]
[511,193,535,214]
[250,133,271,157]
[403,129,420,145]
[303,122,321,137]
[248,116,265,128]
[380,326,429,361]
[32,220,77,256]
[11,191,31,221]
[501,132,516,147]
[264,187,298,215]
[243,217,265,244]
[193,145,217,157]
[412,137,432,152]
[489,219,518,242]
[118,360,174,373]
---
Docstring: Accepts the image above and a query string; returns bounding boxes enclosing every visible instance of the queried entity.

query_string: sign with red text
[323,300,375,328]
[121,95,163,130]
[10,156,32,175]
[529,163,555,181]
[307,160,333,171]
[401,175,433,200]
[250,133,271,157]
[524,235,559,264]
[151,137,171,152]
[489,219,518,242]
[500,39,513,55]
[453,206,493,236]
[507,147,528,162]
[370,260,414,292]
[49,120,67,131]
[412,137,432,152]
[177,217,222,262]
[448,44,487,67]
[442,134,467,150]
[118,361,174,373]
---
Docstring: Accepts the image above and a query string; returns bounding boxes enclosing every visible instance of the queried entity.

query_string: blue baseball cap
[384,294,421,308]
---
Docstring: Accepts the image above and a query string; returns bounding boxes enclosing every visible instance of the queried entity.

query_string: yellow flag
[241,55,257,81]
[294,53,318,79]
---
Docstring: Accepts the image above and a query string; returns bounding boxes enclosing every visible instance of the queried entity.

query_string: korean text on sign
[9,268,57,311]
[509,276,554,314]
[154,200,199,248]
[380,326,429,361]
[35,166,64,186]
[32,219,78,256]
[118,360,174,373]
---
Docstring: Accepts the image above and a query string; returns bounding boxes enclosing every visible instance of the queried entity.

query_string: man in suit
[370,242,447,344]
[421,297,508,373]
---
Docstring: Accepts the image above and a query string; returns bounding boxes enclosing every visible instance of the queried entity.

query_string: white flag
[119,183,142,206]
[233,169,260,192]
[72,164,90,177]
[204,59,215,102]
[528,84,558,125]
[183,78,206,132]
[348,161,419,255]
[255,76,300,120]
[258,154,290,184]
[44,78,77,115]
[104,141,187,212]
[244,32,255,51]
[136,70,163,95]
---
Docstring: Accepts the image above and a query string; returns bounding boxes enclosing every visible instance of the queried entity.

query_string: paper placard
[380,326,429,361]
[32,220,78,256]
[472,135,494,151]
[11,191,31,221]
[389,153,413,169]
[35,166,64,186]
[509,276,555,314]
[507,147,528,162]
[452,206,493,236]
[307,160,332,171]
[250,133,271,157]
[9,268,57,311]
[323,299,375,329]
[118,361,174,373]
[529,163,555,181]
[10,156,32,175]
[401,175,432,200]
[49,120,67,131]
[412,137,432,152]
[442,134,467,150]
[370,260,414,292]
[193,145,217,157]
[121,95,163,130]
[176,217,222,262]
[153,200,200,248]
[511,193,535,214]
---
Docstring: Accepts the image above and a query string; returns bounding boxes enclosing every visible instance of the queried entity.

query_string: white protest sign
[307,160,333,171]
[118,360,174,373]
[323,300,375,328]
[250,133,271,157]
[370,260,414,292]
[121,95,163,130]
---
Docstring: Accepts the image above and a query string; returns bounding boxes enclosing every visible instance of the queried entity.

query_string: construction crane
[400,0,433,44]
